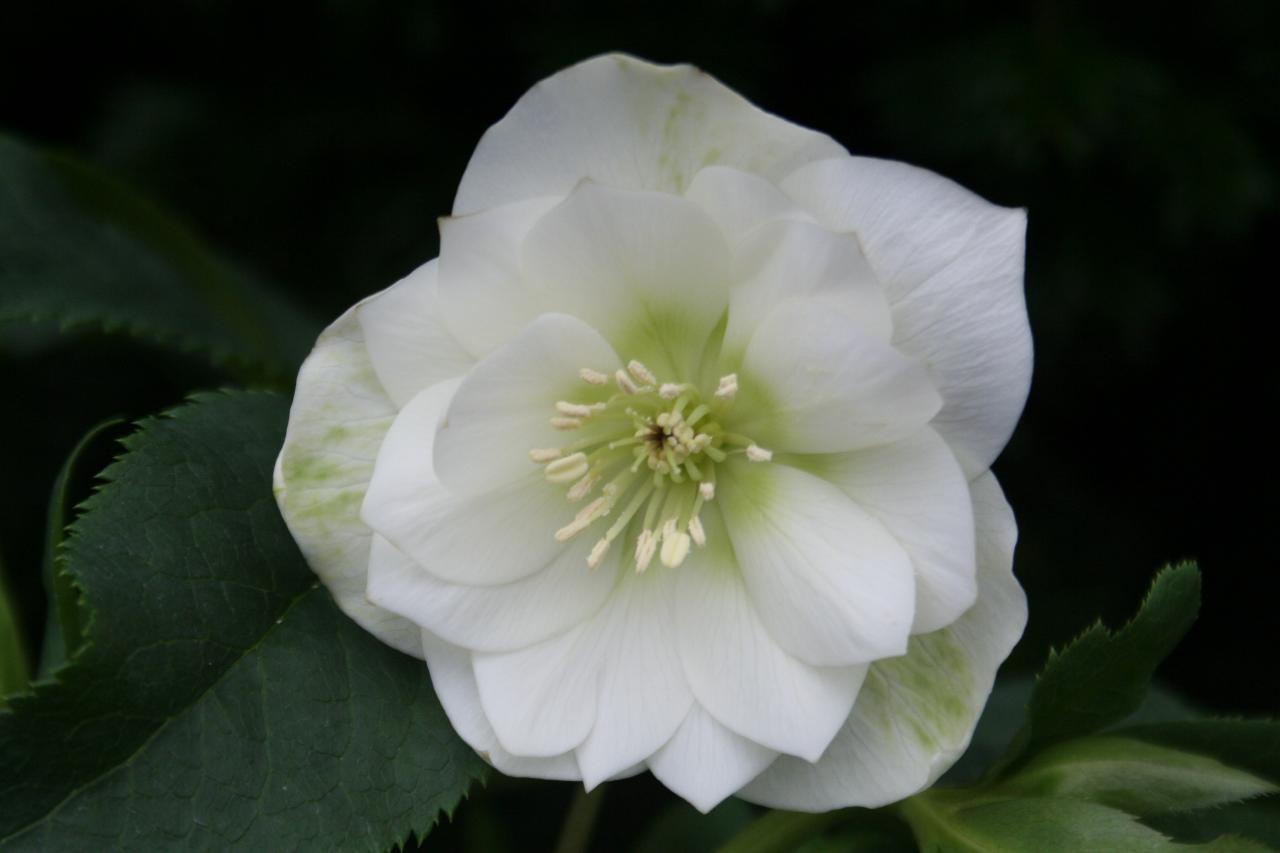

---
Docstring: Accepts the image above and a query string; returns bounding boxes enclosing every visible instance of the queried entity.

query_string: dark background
[2,2,1277,841]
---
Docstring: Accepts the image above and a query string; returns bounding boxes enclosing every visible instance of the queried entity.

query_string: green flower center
[529,359,771,571]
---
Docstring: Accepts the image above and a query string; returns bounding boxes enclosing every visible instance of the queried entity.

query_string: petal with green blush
[738,471,1026,811]
[453,54,846,215]
[273,303,419,657]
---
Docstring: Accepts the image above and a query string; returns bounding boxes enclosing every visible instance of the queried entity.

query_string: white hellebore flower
[274,54,1031,813]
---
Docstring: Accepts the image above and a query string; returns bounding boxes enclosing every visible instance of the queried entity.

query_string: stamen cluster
[529,359,771,571]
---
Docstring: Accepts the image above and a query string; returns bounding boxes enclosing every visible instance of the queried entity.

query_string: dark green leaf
[0,553,28,704]
[993,563,1200,774]
[900,793,1185,852]
[1120,721,1280,791]
[37,418,126,675]
[0,391,483,850]
[0,135,317,381]
[1149,798,1280,848]
[944,677,1199,787]
[998,735,1275,816]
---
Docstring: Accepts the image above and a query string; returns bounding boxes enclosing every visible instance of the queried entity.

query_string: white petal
[273,303,418,656]
[735,298,942,454]
[472,620,598,757]
[473,569,691,770]
[675,510,867,761]
[521,182,730,381]
[433,312,621,496]
[783,157,1031,475]
[647,704,778,814]
[355,259,474,407]
[799,429,977,634]
[574,570,692,789]
[435,196,561,360]
[367,532,621,653]
[739,471,1027,811]
[684,165,809,243]
[361,381,570,586]
[454,54,845,215]
[422,632,581,780]
[718,461,916,667]
[721,218,891,363]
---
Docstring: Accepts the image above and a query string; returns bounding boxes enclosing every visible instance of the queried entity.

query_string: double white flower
[275,54,1031,812]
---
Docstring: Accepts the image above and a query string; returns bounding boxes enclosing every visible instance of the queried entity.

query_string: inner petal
[521,181,732,382]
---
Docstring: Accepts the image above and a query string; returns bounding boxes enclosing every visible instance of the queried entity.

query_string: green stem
[553,785,606,853]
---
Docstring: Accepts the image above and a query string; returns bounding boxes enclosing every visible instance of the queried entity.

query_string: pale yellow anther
[746,444,773,462]
[579,367,609,385]
[699,481,716,500]
[615,369,639,395]
[529,448,562,463]
[660,532,692,568]
[688,515,706,547]
[715,373,739,400]
[551,416,583,430]
[544,452,589,484]
[587,539,611,570]
[556,401,596,418]
[635,529,657,572]
[627,360,657,385]
[567,472,600,501]
[659,383,683,400]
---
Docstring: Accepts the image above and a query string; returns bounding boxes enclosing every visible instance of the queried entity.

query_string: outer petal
[366,533,621,653]
[782,157,1031,475]
[574,569,692,789]
[356,259,474,407]
[795,428,977,635]
[721,218,891,363]
[273,304,418,656]
[739,471,1027,811]
[454,54,846,215]
[361,380,569,586]
[435,196,561,360]
[433,312,621,496]
[675,506,867,760]
[647,704,778,814]
[472,569,691,767]
[735,298,942,454]
[718,461,916,667]
[521,182,730,381]
[422,632,580,780]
